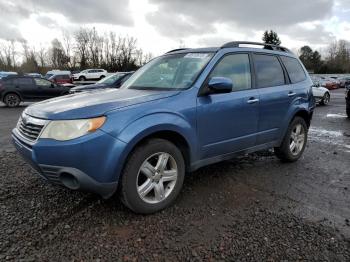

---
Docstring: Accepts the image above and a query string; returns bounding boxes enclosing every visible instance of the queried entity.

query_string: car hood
[71,83,108,91]
[25,88,180,120]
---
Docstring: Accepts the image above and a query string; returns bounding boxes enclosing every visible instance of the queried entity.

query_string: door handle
[288,92,296,97]
[247,98,259,104]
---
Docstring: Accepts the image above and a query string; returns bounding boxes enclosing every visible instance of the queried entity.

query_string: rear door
[87,70,96,79]
[13,77,36,99]
[197,53,260,159]
[253,54,294,145]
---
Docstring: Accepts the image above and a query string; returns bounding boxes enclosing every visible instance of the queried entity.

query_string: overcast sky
[0,0,349,55]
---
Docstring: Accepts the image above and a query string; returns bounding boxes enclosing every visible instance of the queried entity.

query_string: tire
[120,138,185,214]
[4,93,21,107]
[79,76,86,81]
[347,105,350,119]
[320,92,330,106]
[100,75,105,80]
[274,116,308,162]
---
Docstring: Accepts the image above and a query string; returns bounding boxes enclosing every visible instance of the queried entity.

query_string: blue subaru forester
[12,42,315,214]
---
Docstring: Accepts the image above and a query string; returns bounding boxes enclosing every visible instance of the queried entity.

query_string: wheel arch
[277,108,312,146]
[126,130,192,172]
[293,109,312,128]
[2,91,23,103]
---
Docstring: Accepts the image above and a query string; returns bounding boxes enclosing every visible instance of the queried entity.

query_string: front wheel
[79,76,86,81]
[4,93,21,107]
[275,117,308,162]
[120,139,185,214]
[320,92,330,106]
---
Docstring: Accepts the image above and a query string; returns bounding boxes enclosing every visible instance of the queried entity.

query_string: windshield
[97,73,125,84]
[45,73,54,79]
[123,53,214,90]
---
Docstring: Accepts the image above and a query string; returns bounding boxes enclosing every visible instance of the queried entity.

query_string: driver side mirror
[50,83,55,88]
[207,77,233,94]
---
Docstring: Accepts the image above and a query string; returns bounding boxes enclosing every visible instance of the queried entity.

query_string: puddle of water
[326,114,347,119]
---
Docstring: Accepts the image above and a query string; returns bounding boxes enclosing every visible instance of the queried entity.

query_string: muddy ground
[0,89,349,261]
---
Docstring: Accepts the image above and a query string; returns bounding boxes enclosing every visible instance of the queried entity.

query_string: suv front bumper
[12,129,127,199]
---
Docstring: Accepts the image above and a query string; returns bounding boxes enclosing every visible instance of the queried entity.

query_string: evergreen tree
[298,46,323,73]
[262,30,281,46]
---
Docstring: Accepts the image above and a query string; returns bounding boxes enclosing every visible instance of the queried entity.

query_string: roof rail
[165,48,190,54]
[221,41,290,52]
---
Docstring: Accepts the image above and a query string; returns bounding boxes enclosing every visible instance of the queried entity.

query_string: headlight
[40,116,106,141]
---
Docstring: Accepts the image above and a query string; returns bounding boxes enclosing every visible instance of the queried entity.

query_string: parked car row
[311,75,350,90]
[0,71,134,107]
[69,72,134,93]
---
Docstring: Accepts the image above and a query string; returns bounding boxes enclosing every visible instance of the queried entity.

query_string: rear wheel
[120,139,185,214]
[320,92,330,106]
[4,93,20,107]
[100,75,105,80]
[275,117,308,162]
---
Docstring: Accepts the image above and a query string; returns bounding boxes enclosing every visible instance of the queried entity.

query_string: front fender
[109,112,197,180]
[120,112,196,152]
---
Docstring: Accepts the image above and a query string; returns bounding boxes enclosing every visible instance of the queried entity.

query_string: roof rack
[165,48,190,54]
[221,41,290,52]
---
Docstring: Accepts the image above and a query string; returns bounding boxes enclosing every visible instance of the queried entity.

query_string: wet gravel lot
[0,90,350,261]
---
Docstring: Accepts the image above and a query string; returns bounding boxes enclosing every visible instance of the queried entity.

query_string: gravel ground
[0,90,350,261]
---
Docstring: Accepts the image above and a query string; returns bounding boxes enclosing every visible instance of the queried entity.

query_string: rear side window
[280,56,306,83]
[14,78,33,86]
[209,54,251,91]
[254,54,285,88]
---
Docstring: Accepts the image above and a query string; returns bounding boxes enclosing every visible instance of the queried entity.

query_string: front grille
[17,116,45,141]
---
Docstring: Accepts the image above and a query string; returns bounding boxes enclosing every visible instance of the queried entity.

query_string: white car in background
[312,81,331,106]
[72,69,107,81]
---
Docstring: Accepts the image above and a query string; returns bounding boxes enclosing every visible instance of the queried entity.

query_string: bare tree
[74,28,90,69]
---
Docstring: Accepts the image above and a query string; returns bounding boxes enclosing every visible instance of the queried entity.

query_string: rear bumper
[12,129,126,198]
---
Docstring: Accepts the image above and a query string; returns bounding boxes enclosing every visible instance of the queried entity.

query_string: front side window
[123,53,214,90]
[209,54,251,92]
[280,56,306,84]
[254,54,285,88]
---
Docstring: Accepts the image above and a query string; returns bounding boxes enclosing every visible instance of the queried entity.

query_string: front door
[197,53,259,159]
[34,78,61,98]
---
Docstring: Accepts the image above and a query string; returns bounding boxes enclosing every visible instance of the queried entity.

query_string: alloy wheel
[136,152,178,204]
[289,124,305,156]
[5,94,20,107]
[323,93,330,105]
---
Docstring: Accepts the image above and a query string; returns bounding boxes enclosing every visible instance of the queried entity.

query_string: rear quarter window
[280,56,306,84]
